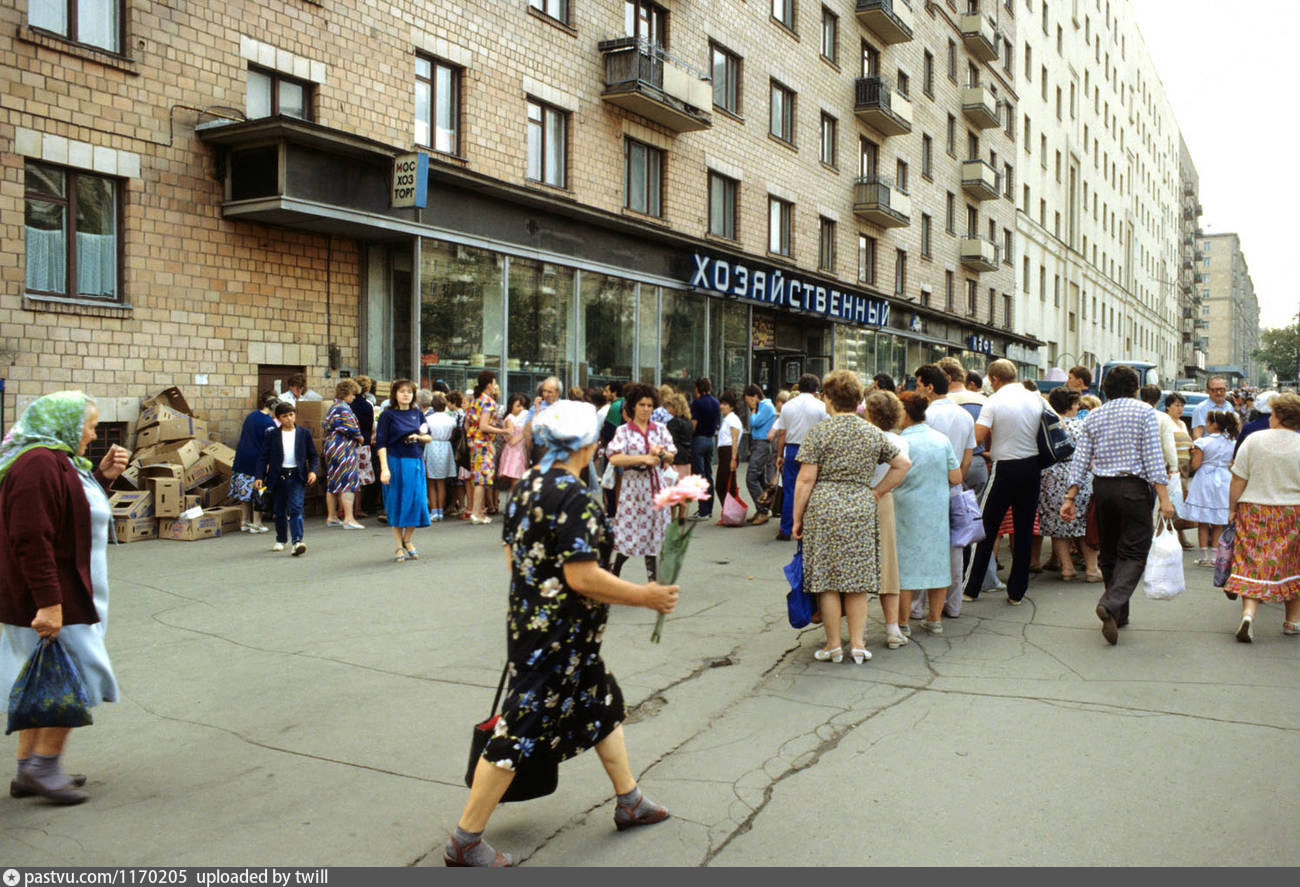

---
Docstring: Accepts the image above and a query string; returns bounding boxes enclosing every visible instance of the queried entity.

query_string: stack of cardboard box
[110,387,242,542]
[289,399,327,517]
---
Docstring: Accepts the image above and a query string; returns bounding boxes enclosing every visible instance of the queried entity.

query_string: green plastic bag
[6,638,93,735]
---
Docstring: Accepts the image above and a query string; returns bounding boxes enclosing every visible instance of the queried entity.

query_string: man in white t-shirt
[916,364,975,618]
[962,359,1044,605]
[773,373,828,540]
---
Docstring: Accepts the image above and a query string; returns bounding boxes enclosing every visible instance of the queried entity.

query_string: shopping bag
[6,638,93,735]
[465,664,558,803]
[1213,521,1235,588]
[719,492,749,527]
[1142,518,1186,601]
[949,486,986,547]
[783,543,815,629]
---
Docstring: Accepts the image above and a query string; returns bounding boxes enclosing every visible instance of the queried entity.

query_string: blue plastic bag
[6,638,93,735]
[784,543,816,629]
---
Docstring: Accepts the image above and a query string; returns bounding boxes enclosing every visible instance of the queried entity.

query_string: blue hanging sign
[392,152,428,208]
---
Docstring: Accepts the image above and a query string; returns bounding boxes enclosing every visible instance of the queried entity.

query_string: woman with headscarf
[0,391,129,804]
[444,401,679,866]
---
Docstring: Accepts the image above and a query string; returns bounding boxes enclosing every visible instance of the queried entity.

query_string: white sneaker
[272,542,285,552]
[253,525,270,534]
[240,523,252,533]
[292,541,307,556]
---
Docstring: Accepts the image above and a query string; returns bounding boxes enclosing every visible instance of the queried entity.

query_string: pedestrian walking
[606,383,676,580]
[256,402,319,555]
[1224,393,1300,641]
[962,360,1046,604]
[1184,410,1238,565]
[231,392,278,533]
[444,401,677,867]
[323,379,365,530]
[1036,388,1101,581]
[713,391,743,520]
[1060,365,1174,645]
[774,374,828,541]
[743,385,777,526]
[0,391,128,805]
[689,378,721,520]
[376,378,431,561]
[792,371,910,664]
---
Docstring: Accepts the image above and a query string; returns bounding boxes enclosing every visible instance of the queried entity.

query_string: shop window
[415,55,460,155]
[578,273,637,389]
[624,139,663,217]
[24,161,120,302]
[529,0,568,25]
[708,172,738,240]
[419,240,504,395]
[709,299,750,395]
[661,289,706,394]
[507,257,574,395]
[638,285,659,383]
[527,98,567,188]
[247,66,312,121]
[29,0,121,53]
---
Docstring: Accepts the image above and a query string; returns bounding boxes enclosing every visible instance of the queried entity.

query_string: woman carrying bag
[445,400,678,866]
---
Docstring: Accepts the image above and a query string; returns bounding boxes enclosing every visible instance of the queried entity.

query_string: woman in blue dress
[893,392,963,636]
[0,391,130,805]
[376,379,431,561]
[230,392,278,533]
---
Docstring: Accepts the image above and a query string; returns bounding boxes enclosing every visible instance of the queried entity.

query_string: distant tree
[1253,322,1300,383]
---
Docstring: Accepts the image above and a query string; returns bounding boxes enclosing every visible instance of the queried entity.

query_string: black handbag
[250,485,272,515]
[1036,407,1075,468]
[465,664,558,803]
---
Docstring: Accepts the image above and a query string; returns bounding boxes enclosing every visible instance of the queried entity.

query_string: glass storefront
[418,240,503,393]
[709,298,750,396]
[660,287,706,393]
[507,257,573,397]
[577,272,637,389]
[637,284,659,385]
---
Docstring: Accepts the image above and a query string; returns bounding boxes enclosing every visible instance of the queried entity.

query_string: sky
[1133,0,1300,331]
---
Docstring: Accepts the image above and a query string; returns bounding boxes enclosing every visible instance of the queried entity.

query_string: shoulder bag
[465,663,558,803]
[1036,408,1075,468]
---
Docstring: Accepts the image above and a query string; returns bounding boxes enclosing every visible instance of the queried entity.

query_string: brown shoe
[10,772,88,805]
[1096,604,1118,646]
[10,773,86,798]
[752,513,770,526]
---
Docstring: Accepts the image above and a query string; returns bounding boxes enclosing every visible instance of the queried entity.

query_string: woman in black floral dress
[444,400,680,867]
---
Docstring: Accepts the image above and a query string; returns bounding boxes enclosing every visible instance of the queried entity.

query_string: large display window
[418,239,504,393]
[577,272,637,389]
[660,288,706,393]
[507,257,574,397]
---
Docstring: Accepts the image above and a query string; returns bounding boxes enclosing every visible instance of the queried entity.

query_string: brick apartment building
[4,0,1050,443]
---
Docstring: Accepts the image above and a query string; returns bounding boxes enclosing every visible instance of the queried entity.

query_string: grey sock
[16,757,28,781]
[617,786,643,808]
[447,826,506,866]
[23,753,69,791]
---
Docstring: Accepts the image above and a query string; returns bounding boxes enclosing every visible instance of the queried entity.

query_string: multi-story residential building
[1177,135,1206,383]
[3,0,1040,440]
[1012,0,1184,382]
[1199,233,1260,386]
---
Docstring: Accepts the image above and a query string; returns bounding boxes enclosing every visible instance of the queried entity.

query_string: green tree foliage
[1252,322,1300,383]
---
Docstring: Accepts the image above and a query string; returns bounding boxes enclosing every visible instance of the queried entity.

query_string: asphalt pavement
[2,509,1298,866]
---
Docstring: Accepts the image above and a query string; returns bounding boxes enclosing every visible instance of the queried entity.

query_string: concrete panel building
[2,0,1042,445]
[1199,233,1260,386]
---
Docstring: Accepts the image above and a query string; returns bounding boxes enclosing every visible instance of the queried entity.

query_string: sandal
[886,633,908,649]
[813,646,843,663]
[1235,615,1253,643]
[1284,622,1300,636]
[394,548,408,563]
[851,647,872,664]
[404,545,419,560]
[1084,572,1103,583]
[1060,571,1077,582]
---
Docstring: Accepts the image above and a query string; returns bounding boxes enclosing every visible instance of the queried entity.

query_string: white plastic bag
[1142,518,1185,600]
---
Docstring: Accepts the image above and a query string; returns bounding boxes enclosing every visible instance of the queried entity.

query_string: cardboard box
[194,477,231,508]
[200,441,236,479]
[159,512,222,541]
[140,387,191,416]
[205,505,243,535]
[114,517,157,543]
[140,463,184,482]
[135,415,209,448]
[183,454,217,490]
[110,462,142,492]
[139,440,205,470]
[183,494,200,511]
[135,403,189,429]
[147,477,183,518]
[109,490,154,520]
[293,401,324,426]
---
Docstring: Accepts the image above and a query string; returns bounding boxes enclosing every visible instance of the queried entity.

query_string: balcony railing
[961,83,1000,129]
[855,0,914,44]
[852,175,911,228]
[960,158,1000,200]
[959,11,999,61]
[959,237,1000,272]
[853,77,912,136]
[599,37,712,133]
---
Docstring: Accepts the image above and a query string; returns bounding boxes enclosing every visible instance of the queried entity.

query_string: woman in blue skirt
[377,378,431,561]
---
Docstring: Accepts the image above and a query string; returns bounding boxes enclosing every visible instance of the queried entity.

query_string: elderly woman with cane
[444,401,679,866]
[0,391,129,804]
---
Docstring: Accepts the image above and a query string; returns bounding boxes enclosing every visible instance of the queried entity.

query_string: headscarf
[0,390,94,487]
[533,400,599,473]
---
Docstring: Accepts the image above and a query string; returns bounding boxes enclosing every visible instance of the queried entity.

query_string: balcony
[1194,273,1207,284]
[1183,182,1194,197]
[961,84,1000,129]
[1194,250,1204,262]
[853,77,912,136]
[959,12,999,62]
[960,159,1001,201]
[852,176,911,228]
[599,38,712,133]
[959,237,1000,272]
[1181,257,1193,270]
[855,0,914,44]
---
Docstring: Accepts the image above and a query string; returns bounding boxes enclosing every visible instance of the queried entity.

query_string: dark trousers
[962,457,1042,601]
[691,435,716,516]
[715,445,739,507]
[746,439,774,514]
[272,472,306,544]
[779,443,801,536]
[1092,476,1155,624]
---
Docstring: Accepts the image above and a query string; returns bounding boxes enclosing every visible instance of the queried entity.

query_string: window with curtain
[24,161,119,302]
[415,55,460,155]
[247,66,312,120]
[30,0,120,53]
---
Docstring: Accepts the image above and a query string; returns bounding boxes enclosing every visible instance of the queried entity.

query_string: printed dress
[1038,416,1091,538]
[323,400,363,494]
[798,414,900,595]
[606,421,677,557]
[467,394,498,486]
[480,467,624,772]
[1183,433,1234,525]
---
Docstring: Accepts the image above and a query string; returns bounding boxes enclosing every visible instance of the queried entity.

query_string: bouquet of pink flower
[648,475,710,642]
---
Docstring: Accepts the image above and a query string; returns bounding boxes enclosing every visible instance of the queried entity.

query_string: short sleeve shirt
[975,384,1042,461]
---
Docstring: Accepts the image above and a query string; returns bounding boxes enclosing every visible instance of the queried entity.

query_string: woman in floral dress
[605,383,676,581]
[323,379,364,529]
[466,370,508,525]
[444,400,678,867]
[1037,388,1100,580]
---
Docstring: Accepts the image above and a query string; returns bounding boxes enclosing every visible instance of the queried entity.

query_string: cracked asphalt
[2,514,1298,866]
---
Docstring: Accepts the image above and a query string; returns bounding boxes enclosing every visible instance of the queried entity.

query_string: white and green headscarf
[0,390,94,486]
